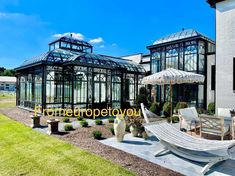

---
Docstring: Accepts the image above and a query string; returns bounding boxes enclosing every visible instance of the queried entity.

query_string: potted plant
[113,115,126,142]
[126,115,147,138]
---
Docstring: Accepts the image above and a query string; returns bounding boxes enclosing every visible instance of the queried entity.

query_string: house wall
[207,54,215,108]
[122,53,142,64]
[216,0,235,110]
[0,82,16,91]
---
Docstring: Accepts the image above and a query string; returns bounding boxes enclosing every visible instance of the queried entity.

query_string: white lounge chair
[178,107,200,132]
[140,103,235,175]
[144,122,235,175]
[140,103,162,123]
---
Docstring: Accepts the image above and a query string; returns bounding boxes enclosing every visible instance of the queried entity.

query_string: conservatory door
[93,73,107,106]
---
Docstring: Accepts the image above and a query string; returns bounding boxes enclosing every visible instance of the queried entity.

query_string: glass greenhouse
[15,36,146,111]
[148,29,215,108]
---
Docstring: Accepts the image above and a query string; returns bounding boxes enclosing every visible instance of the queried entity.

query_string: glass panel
[184,54,197,72]
[94,83,100,103]
[165,45,178,69]
[35,74,42,104]
[128,77,135,100]
[198,84,204,107]
[46,66,63,103]
[93,73,107,103]
[101,83,106,102]
[199,41,205,54]
[20,76,26,105]
[152,51,161,73]
[199,54,205,72]
[64,75,72,103]
[74,72,87,104]
[112,76,121,102]
[26,74,32,101]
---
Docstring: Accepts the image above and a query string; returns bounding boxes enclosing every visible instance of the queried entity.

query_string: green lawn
[0,93,16,99]
[0,114,135,176]
[0,101,16,108]
[0,92,16,108]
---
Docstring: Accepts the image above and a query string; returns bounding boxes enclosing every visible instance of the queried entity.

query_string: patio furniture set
[140,103,235,175]
[178,107,235,140]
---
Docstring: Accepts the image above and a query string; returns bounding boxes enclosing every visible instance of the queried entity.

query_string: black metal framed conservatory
[15,36,146,111]
[148,29,215,108]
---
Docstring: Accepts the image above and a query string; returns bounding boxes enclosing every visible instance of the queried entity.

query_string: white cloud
[99,45,105,48]
[52,32,84,40]
[89,37,104,44]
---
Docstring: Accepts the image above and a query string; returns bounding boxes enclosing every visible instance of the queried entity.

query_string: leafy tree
[3,69,14,76]
[0,68,15,76]
[0,67,6,75]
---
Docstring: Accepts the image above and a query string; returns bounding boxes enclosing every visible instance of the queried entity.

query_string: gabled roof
[0,76,16,83]
[148,29,215,49]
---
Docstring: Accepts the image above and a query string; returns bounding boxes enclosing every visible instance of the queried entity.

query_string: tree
[1,69,15,76]
[0,67,6,76]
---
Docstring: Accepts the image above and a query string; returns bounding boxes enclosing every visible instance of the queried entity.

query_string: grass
[0,114,135,176]
[0,92,16,108]
[0,101,16,108]
[0,93,16,99]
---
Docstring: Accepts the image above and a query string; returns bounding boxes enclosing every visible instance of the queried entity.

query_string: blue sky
[0,0,215,69]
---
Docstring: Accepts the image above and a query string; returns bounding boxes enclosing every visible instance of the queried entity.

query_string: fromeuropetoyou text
[34,106,141,118]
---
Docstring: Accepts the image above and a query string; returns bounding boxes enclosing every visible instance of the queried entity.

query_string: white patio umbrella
[142,68,205,122]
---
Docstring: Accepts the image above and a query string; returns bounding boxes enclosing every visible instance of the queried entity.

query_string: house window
[211,65,215,91]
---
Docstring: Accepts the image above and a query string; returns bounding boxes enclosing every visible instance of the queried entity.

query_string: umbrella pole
[170,81,172,123]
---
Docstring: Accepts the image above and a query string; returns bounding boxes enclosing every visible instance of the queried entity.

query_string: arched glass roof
[16,48,145,73]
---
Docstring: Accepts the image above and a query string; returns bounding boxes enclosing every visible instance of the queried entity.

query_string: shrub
[197,108,206,114]
[92,130,102,139]
[80,120,88,127]
[136,87,148,107]
[163,102,172,117]
[77,116,83,121]
[175,102,188,113]
[62,117,70,123]
[109,127,115,135]
[108,117,115,123]
[64,124,74,131]
[167,116,179,123]
[149,102,160,115]
[95,119,103,125]
[208,102,215,114]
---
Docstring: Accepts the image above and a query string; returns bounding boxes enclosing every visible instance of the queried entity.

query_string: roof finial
[182,28,185,31]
